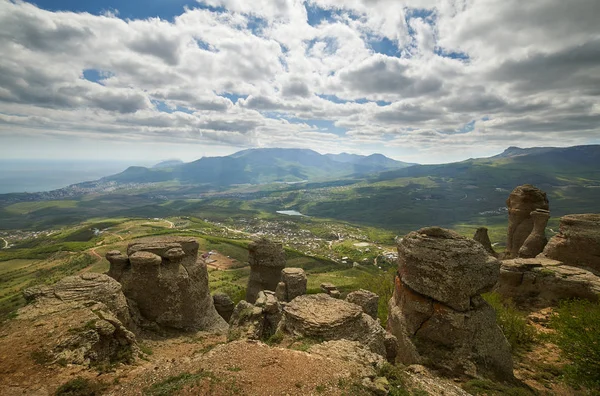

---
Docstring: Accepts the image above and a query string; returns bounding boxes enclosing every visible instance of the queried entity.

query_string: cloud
[0,0,598,163]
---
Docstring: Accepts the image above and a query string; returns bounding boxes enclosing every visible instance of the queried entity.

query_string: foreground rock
[213,293,235,322]
[281,293,391,358]
[542,213,600,273]
[388,227,514,381]
[106,237,226,331]
[4,274,138,369]
[228,291,282,341]
[496,257,600,307]
[246,238,286,303]
[279,267,307,301]
[505,184,549,259]
[473,227,498,257]
[346,289,379,319]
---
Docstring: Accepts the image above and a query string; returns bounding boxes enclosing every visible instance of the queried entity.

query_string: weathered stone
[388,226,513,381]
[275,281,287,301]
[542,213,600,272]
[346,289,379,320]
[106,250,130,280]
[213,293,235,322]
[505,184,549,259]
[282,294,387,356]
[106,237,227,331]
[384,333,399,364]
[246,238,286,303]
[496,257,600,308]
[518,209,550,258]
[473,227,497,257]
[320,282,341,298]
[228,300,264,340]
[397,227,500,311]
[280,267,307,301]
[308,340,385,378]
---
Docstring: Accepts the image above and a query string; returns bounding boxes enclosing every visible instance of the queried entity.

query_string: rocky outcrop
[473,227,497,257]
[496,257,600,307]
[228,291,282,341]
[213,293,235,322]
[106,237,226,331]
[14,273,138,367]
[346,289,379,320]
[320,282,341,298]
[279,268,307,302]
[246,238,286,303]
[281,293,391,358]
[519,209,550,258]
[505,184,549,259]
[542,213,600,272]
[388,227,513,381]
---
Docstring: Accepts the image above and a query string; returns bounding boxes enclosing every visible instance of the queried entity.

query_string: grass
[4,200,78,214]
[357,267,396,325]
[462,379,534,395]
[143,370,217,396]
[550,299,600,390]
[483,292,537,351]
[54,377,107,396]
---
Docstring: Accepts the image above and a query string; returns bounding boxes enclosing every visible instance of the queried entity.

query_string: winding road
[0,237,8,249]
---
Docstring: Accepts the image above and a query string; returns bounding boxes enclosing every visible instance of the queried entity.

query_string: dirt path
[0,237,8,249]
[88,248,102,260]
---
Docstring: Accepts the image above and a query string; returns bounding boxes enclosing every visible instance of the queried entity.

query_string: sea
[0,160,152,194]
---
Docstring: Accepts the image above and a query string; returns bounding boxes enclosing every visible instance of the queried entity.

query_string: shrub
[483,292,536,351]
[550,299,600,389]
[357,268,395,325]
[54,377,106,396]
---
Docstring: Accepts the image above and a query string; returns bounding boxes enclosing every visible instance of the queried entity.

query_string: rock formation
[387,227,513,381]
[346,289,379,320]
[497,257,600,307]
[105,237,226,331]
[15,273,138,366]
[279,267,307,302]
[228,291,282,341]
[473,227,497,257]
[246,238,286,303]
[320,282,341,298]
[281,293,392,359]
[505,184,549,259]
[518,209,550,258]
[542,213,600,272]
[213,293,235,322]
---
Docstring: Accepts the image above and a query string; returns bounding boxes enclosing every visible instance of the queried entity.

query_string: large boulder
[496,257,600,308]
[346,289,379,320]
[505,184,549,259]
[388,227,513,381]
[397,227,499,312]
[281,293,388,357]
[542,213,600,273]
[9,274,138,368]
[246,238,286,303]
[106,237,227,331]
[280,267,307,301]
[227,291,282,341]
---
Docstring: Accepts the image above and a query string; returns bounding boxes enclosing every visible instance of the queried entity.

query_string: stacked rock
[275,268,307,302]
[346,289,379,320]
[320,282,341,298]
[105,237,226,331]
[245,238,286,303]
[387,227,514,381]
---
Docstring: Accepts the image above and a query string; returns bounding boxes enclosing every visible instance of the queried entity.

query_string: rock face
[16,273,138,366]
[213,293,235,322]
[542,214,600,272]
[505,184,549,259]
[346,289,379,320]
[388,227,513,381]
[246,238,286,303]
[320,282,341,298]
[228,291,282,341]
[281,293,389,358]
[106,237,226,331]
[496,257,600,307]
[473,227,497,257]
[279,267,307,302]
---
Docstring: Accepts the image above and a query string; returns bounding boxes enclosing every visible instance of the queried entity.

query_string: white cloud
[0,0,598,163]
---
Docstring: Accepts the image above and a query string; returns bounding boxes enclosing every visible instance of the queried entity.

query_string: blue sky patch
[82,69,112,84]
[306,4,337,26]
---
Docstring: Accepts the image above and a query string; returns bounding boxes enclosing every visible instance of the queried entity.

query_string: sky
[0,0,598,164]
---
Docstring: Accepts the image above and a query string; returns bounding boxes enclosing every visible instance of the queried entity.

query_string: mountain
[152,159,184,168]
[104,148,414,186]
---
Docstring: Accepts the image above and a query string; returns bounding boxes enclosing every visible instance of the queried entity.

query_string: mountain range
[105,148,415,186]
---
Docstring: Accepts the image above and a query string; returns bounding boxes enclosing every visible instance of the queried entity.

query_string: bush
[358,268,395,325]
[483,292,536,351]
[54,377,106,396]
[550,299,600,389]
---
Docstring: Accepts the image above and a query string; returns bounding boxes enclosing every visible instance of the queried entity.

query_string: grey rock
[518,209,550,258]
[106,237,227,331]
[228,300,264,341]
[346,289,379,320]
[280,267,307,301]
[213,293,235,322]
[473,227,497,257]
[397,227,500,311]
[505,184,549,259]
[246,238,286,303]
[282,294,387,356]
